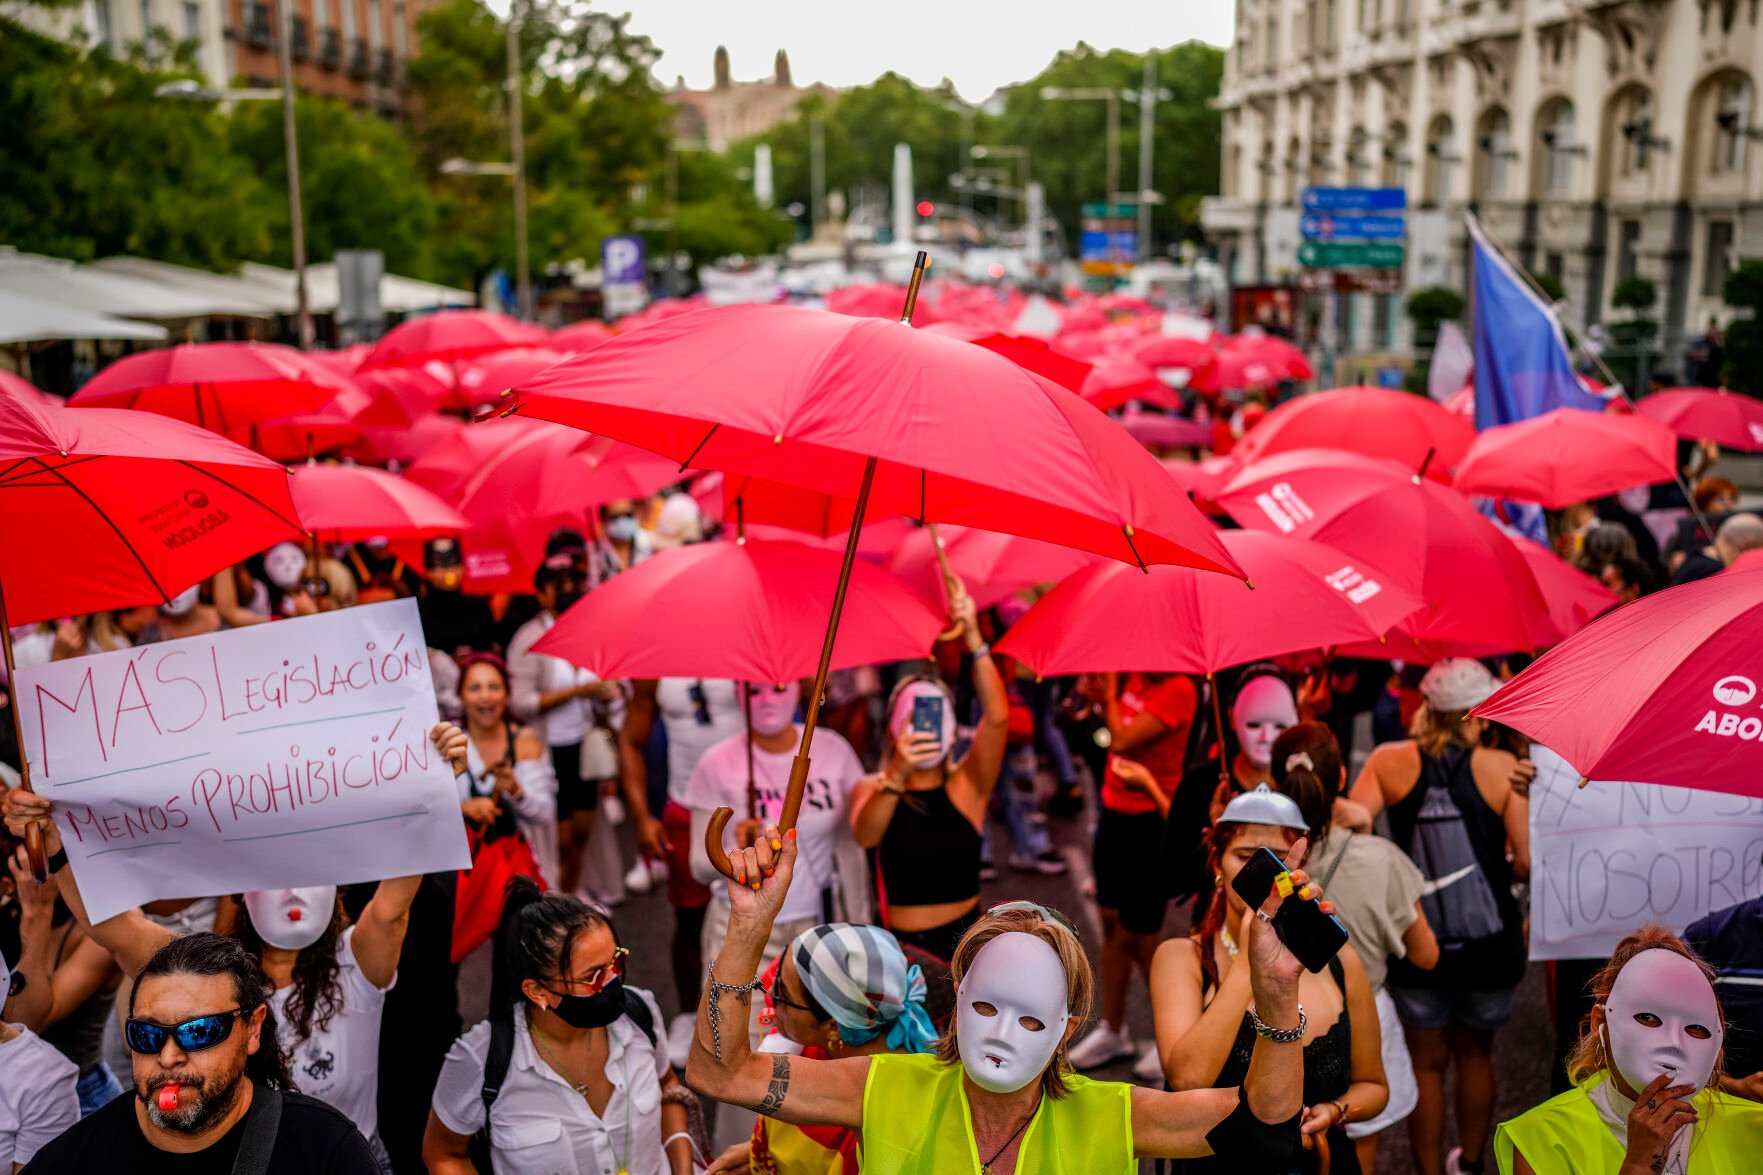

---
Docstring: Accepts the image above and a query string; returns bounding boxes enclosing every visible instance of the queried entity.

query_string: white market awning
[0,251,264,320]
[0,289,170,345]
[88,256,293,315]
[238,262,475,314]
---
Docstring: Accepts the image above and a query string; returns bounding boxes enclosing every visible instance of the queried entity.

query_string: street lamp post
[970,145,1030,226]
[504,4,531,321]
[1039,86,1120,203]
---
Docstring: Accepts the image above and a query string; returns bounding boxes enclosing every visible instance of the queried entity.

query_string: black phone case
[1230,847,1349,973]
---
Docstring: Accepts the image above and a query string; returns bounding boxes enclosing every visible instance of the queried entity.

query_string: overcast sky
[600,1,1235,100]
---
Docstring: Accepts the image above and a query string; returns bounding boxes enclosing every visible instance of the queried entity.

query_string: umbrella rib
[1121,525,1148,573]
[678,423,719,473]
[919,469,926,524]
[27,456,170,603]
[173,459,307,535]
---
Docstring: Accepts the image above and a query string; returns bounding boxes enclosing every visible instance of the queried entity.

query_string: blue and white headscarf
[789,923,937,1053]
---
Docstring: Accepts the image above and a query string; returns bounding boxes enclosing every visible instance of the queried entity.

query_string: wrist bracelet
[45,847,68,873]
[1331,1100,1352,1126]
[969,641,991,659]
[663,1130,694,1151]
[704,963,764,1063]
[1247,1002,1306,1044]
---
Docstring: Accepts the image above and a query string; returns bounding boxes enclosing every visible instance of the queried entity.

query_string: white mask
[1603,948,1724,1096]
[746,682,800,738]
[1232,676,1298,770]
[890,682,956,767]
[262,542,307,591]
[160,586,201,617]
[243,886,337,951]
[956,932,1071,1094]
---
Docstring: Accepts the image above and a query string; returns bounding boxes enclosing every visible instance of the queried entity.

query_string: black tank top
[876,785,981,908]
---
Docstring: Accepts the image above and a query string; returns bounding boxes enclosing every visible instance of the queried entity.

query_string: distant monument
[668,46,832,151]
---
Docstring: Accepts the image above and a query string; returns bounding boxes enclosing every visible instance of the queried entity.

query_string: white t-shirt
[509,613,596,747]
[655,678,744,805]
[268,926,391,1142]
[684,725,864,923]
[0,1025,80,1168]
[432,988,670,1175]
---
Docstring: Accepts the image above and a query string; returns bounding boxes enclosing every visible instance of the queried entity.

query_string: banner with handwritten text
[1529,746,1763,960]
[16,600,470,923]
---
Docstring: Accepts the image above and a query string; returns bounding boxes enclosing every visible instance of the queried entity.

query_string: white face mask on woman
[746,682,800,737]
[262,542,307,591]
[955,932,1070,1094]
[243,886,336,950]
[160,586,201,617]
[1232,676,1298,770]
[889,682,955,767]
[1602,948,1724,1097]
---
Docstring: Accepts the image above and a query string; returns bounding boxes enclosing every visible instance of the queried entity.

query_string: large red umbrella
[1507,536,1617,641]
[287,463,469,543]
[917,323,1093,392]
[1223,333,1314,380]
[405,418,680,594]
[0,371,59,409]
[534,538,944,683]
[503,262,1240,874]
[1454,409,1678,508]
[1634,387,1763,451]
[359,310,548,370]
[455,348,567,410]
[1232,386,1475,476]
[890,524,1099,610]
[237,414,363,462]
[0,389,305,877]
[1134,335,1218,374]
[1219,449,1553,658]
[1472,565,1763,796]
[68,342,349,432]
[698,471,901,541]
[1080,357,1180,412]
[347,413,466,468]
[995,529,1423,675]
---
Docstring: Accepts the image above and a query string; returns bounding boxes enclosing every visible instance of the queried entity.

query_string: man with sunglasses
[23,932,379,1173]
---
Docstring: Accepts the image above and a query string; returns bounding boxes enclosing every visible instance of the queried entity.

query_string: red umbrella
[1635,387,1763,451]
[69,342,348,432]
[533,538,944,683]
[1218,449,1553,658]
[917,323,1093,393]
[287,463,469,543]
[1190,348,1283,393]
[1080,357,1181,412]
[1454,408,1678,508]
[890,524,1099,611]
[702,471,901,540]
[0,390,305,877]
[405,418,680,594]
[1232,386,1475,477]
[237,414,364,462]
[552,320,613,351]
[1134,335,1218,373]
[826,284,912,320]
[0,371,59,409]
[1223,333,1314,380]
[347,413,467,468]
[351,367,450,421]
[1119,409,1212,450]
[1161,457,1236,501]
[995,529,1423,675]
[1508,536,1617,641]
[1472,565,1763,796]
[455,348,567,409]
[359,310,548,370]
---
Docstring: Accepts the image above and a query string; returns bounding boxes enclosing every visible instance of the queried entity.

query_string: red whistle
[157,1084,181,1112]
[287,909,302,922]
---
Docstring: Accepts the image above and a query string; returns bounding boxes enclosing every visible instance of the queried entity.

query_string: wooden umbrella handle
[0,597,49,883]
[927,522,966,642]
[705,752,811,879]
[22,813,48,884]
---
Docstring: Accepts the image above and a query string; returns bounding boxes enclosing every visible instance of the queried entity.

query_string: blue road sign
[1300,213,1407,240]
[1301,187,1406,212]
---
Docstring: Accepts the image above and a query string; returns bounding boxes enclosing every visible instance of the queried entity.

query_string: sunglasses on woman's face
[125,1009,245,1055]
[763,974,818,1017]
[548,946,630,997]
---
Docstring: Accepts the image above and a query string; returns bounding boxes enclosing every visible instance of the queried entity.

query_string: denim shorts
[1387,983,1519,1032]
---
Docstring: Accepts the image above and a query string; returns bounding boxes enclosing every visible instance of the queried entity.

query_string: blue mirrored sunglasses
[125,1009,244,1055]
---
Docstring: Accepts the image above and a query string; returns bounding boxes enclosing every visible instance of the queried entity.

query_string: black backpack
[468,990,657,1171]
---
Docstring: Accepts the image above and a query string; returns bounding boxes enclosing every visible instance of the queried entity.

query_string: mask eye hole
[972,1001,998,1018]
[1633,1012,1663,1028]
[1018,1016,1045,1032]
[1686,1024,1713,1040]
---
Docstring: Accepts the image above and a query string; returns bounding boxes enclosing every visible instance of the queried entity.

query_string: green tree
[1609,275,1659,393]
[1403,286,1464,394]
[1723,261,1763,396]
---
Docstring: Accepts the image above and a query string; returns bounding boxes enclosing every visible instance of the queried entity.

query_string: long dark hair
[134,933,294,1090]
[490,877,612,1014]
[1270,722,1343,845]
[234,894,347,1043]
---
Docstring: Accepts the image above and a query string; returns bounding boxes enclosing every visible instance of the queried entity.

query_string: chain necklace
[977,1103,1037,1175]
[528,1012,635,1175]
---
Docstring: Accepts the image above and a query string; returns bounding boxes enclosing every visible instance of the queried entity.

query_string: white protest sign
[15,599,470,923]
[1529,746,1763,961]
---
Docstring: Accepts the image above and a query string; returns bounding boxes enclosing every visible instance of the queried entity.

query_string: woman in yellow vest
[1495,925,1763,1174]
[686,821,1324,1173]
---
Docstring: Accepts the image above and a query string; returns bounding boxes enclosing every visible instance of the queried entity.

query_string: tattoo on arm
[752,1054,791,1118]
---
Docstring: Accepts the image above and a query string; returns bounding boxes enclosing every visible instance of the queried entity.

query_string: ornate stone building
[1202,0,1763,359]
[668,46,830,150]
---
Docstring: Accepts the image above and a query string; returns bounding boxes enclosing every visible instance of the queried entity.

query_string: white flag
[1427,319,1473,403]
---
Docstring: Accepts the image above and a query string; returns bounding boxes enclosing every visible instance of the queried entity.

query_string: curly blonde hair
[1564,925,1726,1088]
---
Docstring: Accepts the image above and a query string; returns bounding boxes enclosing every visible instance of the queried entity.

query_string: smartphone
[910,694,944,743]
[1230,847,1349,973]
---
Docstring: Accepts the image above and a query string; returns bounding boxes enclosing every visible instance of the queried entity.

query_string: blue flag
[1467,212,1606,428]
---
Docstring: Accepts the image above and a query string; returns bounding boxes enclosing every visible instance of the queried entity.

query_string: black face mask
[552,586,584,615]
[548,977,626,1029]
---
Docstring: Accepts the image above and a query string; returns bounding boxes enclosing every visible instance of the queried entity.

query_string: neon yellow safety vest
[1495,1074,1763,1174]
[860,1052,1135,1173]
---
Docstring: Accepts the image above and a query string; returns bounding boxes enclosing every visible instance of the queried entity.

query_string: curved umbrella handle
[703,753,811,880]
[23,819,48,884]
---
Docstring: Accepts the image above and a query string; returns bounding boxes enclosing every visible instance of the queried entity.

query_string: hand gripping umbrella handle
[0,597,49,883]
[706,752,811,879]
[927,523,966,643]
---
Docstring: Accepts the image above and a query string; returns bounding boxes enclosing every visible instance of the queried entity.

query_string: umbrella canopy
[1218,449,1553,658]
[455,348,567,409]
[238,414,363,463]
[1454,408,1678,508]
[532,539,945,683]
[0,392,303,625]
[1223,333,1314,380]
[701,471,902,540]
[1634,387,1763,451]
[1134,335,1217,373]
[1119,409,1212,450]
[504,304,1241,579]
[1509,536,1618,641]
[68,342,349,432]
[0,371,59,409]
[347,413,467,468]
[1080,358,1180,412]
[917,323,1093,392]
[1190,348,1283,393]
[552,320,613,351]
[890,524,1100,611]
[1472,565,1763,797]
[287,463,469,543]
[1161,457,1237,501]
[359,310,548,370]
[1232,386,1475,477]
[995,529,1424,675]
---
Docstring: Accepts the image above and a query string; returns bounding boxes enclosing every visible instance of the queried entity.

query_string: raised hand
[430,722,470,778]
[1622,1074,1698,1172]
[725,822,797,930]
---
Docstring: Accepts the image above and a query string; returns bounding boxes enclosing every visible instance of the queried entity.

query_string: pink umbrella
[1120,410,1212,449]
[1454,409,1678,508]
[236,413,363,462]
[890,523,1099,610]
[1162,457,1236,501]
[702,471,903,540]
[287,463,469,543]
[1080,358,1180,412]
[69,342,350,432]
[1134,335,1218,373]
[918,323,1093,392]
[1472,565,1763,795]
[1508,536,1618,641]
[347,413,467,468]
[360,310,548,370]
[1635,387,1763,451]
[1190,349,1283,393]
[455,347,567,409]
[552,320,613,351]
[0,371,59,409]
[1223,333,1314,380]
[1232,386,1474,477]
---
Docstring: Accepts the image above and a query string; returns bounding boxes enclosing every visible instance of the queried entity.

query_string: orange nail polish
[787,828,797,841]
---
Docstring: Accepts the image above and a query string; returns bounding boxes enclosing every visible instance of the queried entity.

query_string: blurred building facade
[1202,0,1763,360]
[669,46,831,150]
